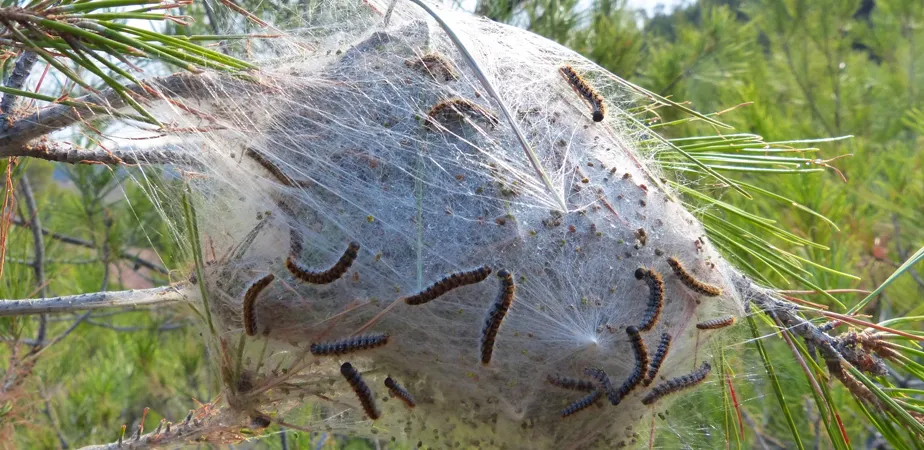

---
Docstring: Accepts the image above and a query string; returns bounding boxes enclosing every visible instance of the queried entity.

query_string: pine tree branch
[0,285,189,316]
[0,71,255,157]
[19,173,48,350]
[0,51,38,128]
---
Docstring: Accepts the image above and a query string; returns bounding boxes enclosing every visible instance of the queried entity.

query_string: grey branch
[19,173,48,348]
[11,217,170,274]
[0,71,260,158]
[0,285,189,316]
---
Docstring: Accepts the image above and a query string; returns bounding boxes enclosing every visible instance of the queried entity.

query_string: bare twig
[0,285,189,316]
[19,173,48,351]
[84,319,187,332]
[11,217,169,274]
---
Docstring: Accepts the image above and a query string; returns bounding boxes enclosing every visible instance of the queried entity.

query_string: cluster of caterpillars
[239,229,728,422]
[549,257,728,417]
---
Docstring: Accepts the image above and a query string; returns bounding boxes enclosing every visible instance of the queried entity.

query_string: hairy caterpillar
[643,333,672,387]
[559,65,605,122]
[384,376,416,408]
[242,273,275,337]
[666,257,722,297]
[696,315,736,330]
[286,241,360,285]
[246,148,311,188]
[634,268,664,331]
[403,265,492,305]
[561,390,602,418]
[405,52,457,81]
[425,98,499,129]
[480,269,516,365]
[310,333,390,356]
[584,367,618,405]
[642,362,712,405]
[546,375,596,392]
[609,326,648,405]
[340,362,380,420]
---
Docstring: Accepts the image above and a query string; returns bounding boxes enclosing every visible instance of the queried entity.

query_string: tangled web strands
[122,1,748,448]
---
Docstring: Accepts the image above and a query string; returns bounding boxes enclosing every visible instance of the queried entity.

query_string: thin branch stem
[11,216,169,274]
[0,285,189,316]
[19,173,48,349]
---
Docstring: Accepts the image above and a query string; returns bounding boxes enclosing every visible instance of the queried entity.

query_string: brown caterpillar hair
[384,376,416,408]
[559,65,606,122]
[310,333,389,356]
[696,315,736,330]
[286,241,360,284]
[634,268,664,331]
[608,326,649,405]
[340,362,380,420]
[480,269,516,365]
[561,390,602,418]
[643,333,672,387]
[242,273,275,336]
[547,375,596,392]
[404,265,492,305]
[666,257,722,297]
[642,361,712,405]
[425,98,499,129]
[405,53,457,81]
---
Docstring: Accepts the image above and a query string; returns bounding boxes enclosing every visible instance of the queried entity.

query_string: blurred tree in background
[0,0,920,448]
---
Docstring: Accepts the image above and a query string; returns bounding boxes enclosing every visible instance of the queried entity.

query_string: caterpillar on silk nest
[98,0,844,448]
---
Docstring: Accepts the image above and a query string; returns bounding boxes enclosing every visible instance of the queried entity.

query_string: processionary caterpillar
[641,362,712,405]
[405,53,457,81]
[286,241,360,284]
[666,257,722,297]
[608,326,648,405]
[480,269,516,365]
[310,333,389,356]
[696,315,736,330]
[547,375,596,392]
[634,268,664,331]
[425,98,499,129]
[561,390,602,418]
[559,65,606,122]
[404,265,492,305]
[643,333,672,387]
[340,362,381,420]
[384,376,417,408]
[242,273,275,336]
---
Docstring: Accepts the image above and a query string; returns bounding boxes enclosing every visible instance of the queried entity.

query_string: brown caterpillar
[559,65,605,122]
[286,241,360,284]
[425,98,499,129]
[642,361,712,405]
[405,53,457,81]
[696,315,736,330]
[480,269,516,365]
[608,326,649,405]
[404,265,492,305]
[242,273,275,336]
[643,333,672,387]
[634,268,664,331]
[561,390,602,418]
[584,367,618,404]
[340,362,380,420]
[310,333,389,356]
[666,257,722,296]
[384,376,416,408]
[547,375,596,392]
[246,148,311,188]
